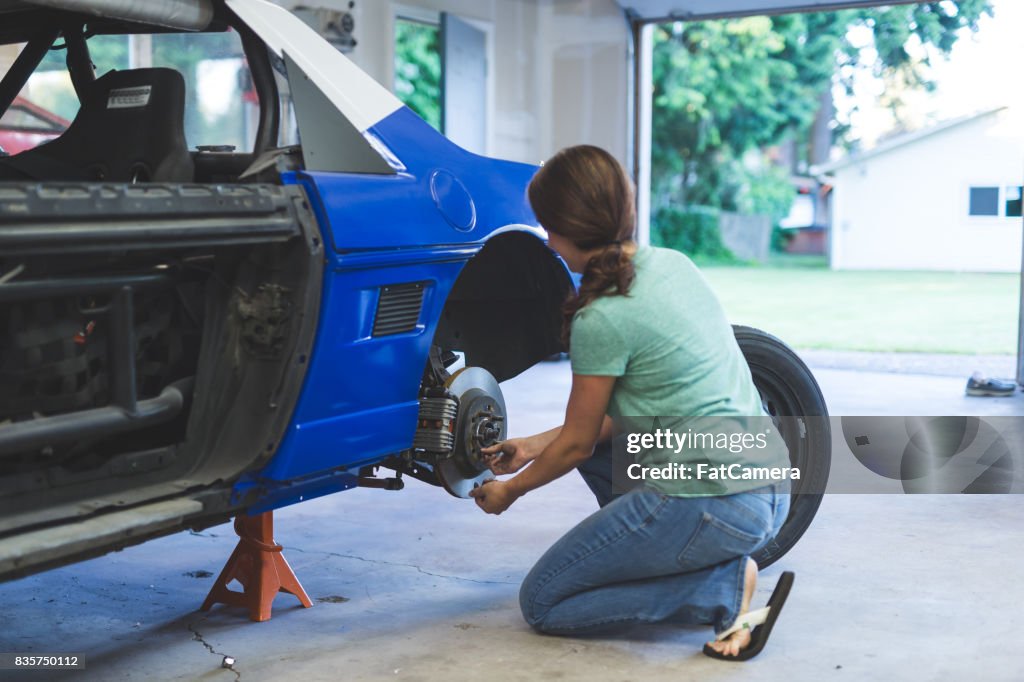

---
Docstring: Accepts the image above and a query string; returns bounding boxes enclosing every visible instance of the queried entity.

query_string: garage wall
[271,0,630,168]
[545,2,630,169]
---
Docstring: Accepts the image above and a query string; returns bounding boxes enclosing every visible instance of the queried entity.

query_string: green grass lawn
[699,262,1021,355]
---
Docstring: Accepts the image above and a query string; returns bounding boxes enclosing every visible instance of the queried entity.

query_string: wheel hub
[436,367,507,498]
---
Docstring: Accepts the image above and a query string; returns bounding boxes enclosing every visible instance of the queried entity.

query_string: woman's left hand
[469,479,519,515]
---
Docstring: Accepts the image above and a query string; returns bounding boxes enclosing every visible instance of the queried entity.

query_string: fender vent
[373,282,426,336]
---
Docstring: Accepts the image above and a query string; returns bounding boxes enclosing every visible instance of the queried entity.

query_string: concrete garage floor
[2,355,1024,681]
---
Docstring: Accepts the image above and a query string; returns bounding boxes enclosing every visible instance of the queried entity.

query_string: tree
[651,2,993,219]
[394,19,441,131]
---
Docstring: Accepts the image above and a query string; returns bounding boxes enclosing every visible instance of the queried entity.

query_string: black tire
[733,325,830,567]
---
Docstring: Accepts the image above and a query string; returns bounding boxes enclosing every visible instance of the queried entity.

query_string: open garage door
[621,0,1024,387]
[621,0,934,246]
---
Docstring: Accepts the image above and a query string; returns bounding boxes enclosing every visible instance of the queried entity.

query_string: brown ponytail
[527,145,637,346]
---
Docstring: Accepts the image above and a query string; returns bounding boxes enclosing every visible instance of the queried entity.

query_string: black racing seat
[0,68,193,182]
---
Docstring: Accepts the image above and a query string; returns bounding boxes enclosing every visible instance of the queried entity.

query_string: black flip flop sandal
[703,570,794,661]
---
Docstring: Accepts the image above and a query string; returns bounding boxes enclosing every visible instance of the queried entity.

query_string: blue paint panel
[235,106,554,504]
[246,470,360,515]
[309,108,541,251]
[259,255,465,482]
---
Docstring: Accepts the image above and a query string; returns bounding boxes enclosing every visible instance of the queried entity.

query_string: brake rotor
[437,367,507,498]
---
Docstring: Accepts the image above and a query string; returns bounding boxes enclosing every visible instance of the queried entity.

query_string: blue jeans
[519,441,790,635]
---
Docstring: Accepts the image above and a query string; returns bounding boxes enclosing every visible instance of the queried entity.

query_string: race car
[0,0,830,581]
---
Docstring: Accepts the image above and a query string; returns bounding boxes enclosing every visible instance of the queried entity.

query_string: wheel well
[433,231,573,382]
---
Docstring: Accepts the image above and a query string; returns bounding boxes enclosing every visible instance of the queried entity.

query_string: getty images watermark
[624,427,799,483]
[608,415,1024,495]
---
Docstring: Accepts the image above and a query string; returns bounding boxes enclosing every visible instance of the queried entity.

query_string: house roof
[813,106,1008,175]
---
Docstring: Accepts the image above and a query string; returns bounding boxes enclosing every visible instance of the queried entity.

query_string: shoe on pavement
[966,372,1016,397]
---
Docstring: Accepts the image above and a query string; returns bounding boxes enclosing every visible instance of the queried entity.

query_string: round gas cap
[430,169,476,232]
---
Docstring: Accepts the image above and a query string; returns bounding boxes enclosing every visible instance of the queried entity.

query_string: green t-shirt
[569,245,792,496]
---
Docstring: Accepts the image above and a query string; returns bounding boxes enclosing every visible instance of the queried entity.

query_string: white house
[817,107,1024,272]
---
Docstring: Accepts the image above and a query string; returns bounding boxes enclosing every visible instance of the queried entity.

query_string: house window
[1006,186,1023,218]
[968,186,1000,217]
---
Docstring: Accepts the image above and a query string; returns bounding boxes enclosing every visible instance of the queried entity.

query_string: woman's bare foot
[706,558,757,657]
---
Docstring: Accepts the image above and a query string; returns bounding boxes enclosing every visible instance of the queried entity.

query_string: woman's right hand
[481,437,538,476]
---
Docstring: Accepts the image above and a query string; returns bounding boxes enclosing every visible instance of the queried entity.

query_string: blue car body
[0,0,572,579]
[235,111,562,511]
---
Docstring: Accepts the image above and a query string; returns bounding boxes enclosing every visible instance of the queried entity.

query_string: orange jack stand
[200,511,313,622]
